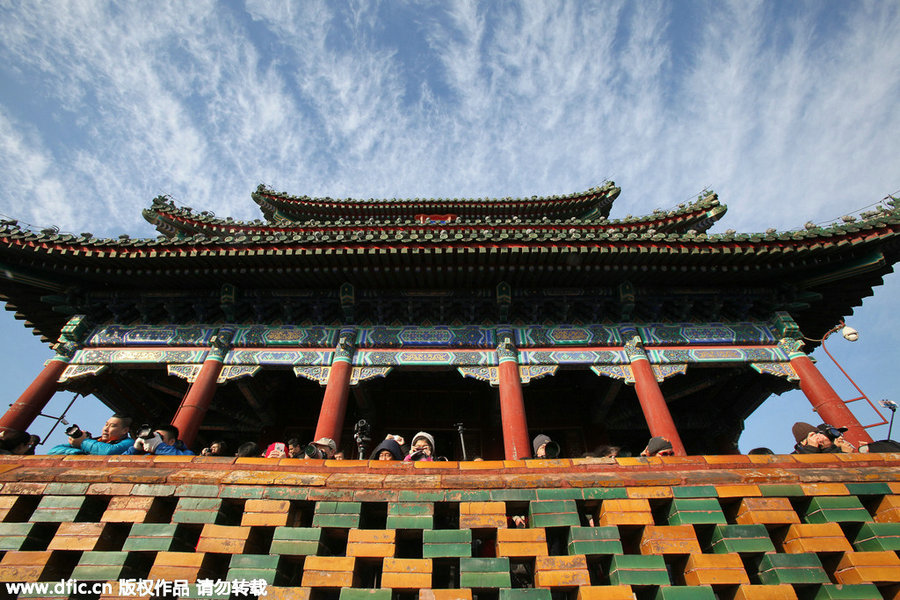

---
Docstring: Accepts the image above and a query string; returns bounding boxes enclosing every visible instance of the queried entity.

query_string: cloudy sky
[0,0,897,452]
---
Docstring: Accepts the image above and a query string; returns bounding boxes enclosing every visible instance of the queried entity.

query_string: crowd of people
[2,414,897,459]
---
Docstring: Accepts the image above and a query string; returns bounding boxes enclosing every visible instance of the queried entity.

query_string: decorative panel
[638,323,778,345]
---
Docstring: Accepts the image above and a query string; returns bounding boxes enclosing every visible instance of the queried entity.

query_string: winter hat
[411,431,435,452]
[792,422,817,444]
[532,434,552,455]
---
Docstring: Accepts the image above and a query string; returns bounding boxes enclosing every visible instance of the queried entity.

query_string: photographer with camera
[403,431,435,462]
[200,440,228,457]
[532,434,562,458]
[303,437,336,460]
[791,422,855,454]
[48,414,134,455]
[125,424,194,456]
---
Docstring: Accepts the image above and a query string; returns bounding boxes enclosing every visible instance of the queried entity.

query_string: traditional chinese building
[0,184,898,598]
[0,183,898,457]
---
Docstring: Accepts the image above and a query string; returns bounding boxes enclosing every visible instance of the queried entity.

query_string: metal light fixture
[841,325,859,342]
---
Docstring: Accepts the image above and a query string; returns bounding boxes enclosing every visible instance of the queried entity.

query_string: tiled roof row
[143,186,724,238]
[250,182,622,222]
[6,204,896,259]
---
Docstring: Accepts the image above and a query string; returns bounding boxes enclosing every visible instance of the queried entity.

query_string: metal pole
[455,422,467,461]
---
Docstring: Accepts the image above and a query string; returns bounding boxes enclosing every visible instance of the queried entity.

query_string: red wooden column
[0,315,90,434]
[497,337,532,460]
[624,334,687,456]
[171,329,233,448]
[784,340,873,447]
[0,355,71,434]
[313,330,356,448]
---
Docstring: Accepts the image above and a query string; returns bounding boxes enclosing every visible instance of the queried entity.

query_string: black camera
[65,424,83,438]
[136,424,155,440]
[543,441,561,459]
[819,425,846,441]
[304,445,328,459]
[408,449,428,461]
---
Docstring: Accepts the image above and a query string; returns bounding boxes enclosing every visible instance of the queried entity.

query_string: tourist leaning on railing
[47,415,134,455]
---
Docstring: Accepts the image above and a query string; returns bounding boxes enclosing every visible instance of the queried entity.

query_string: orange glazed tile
[460,502,505,515]
[502,460,528,469]
[196,524,251,554]
[735,497,800,525]
[875,495,900,523]
[748,454,791,465]
[48,522,110,551]
[889,483,900,495]
[101,495,157,523]
[0,550,54,582]
[834,550,900,584]
[326,474,385,488]
[496,528,548,558]
[791,453,843,464]
[420,590,473,600]
[245,499,291,513]
[460,514,507,528]
[233,457,272,466]
[266,587,312,600]
[800,482,849,496]
[597,498,653,526]
[301,556,356,588]
[576,586,635,600]
[460,460,506,470]
[683,552,750,586]
[715,484,762,498]
[836,452,886,463]
[147,552,208,583]
[639,526,701,555]
[151,455,195,463]
[272,472,328,487]
[497,528,547,543]
[659,455,707,466]
[347,528,396,558]
[323,460,369,468]
[222,470,279,485]
[780,523,852,554]
[703,454,752,465]
[626,486,673,499]
[615,457,652,467]
[525,459,572,469]
[414,461,459,469]
[382,558,433,589]
[733,584,798,600]
[384,475,442,488]
[534,555,590,588]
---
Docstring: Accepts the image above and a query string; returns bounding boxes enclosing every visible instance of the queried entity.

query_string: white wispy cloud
[0,0,896,236]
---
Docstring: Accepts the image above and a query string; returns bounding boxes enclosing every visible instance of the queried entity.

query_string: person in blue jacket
[125,424,194,456]
[48,414,134,455]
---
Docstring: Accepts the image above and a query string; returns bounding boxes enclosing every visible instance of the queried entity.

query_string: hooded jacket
[369,438,404,460]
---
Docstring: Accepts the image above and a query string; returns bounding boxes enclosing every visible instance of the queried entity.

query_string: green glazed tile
[851,522,900,551]
[708,524,775,554]
[757,553,829,585]
[813,583,882,599]
[608,554,669,586]
[654,586,716,600]
[667,498,726,525]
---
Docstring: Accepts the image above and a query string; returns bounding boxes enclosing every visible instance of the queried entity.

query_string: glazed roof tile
[143,186,725,238]
[249,182,622,223]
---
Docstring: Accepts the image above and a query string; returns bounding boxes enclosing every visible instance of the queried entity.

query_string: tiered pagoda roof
[0,184,894,348]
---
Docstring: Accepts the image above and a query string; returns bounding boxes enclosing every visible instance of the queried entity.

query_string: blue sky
[0,0,897,453]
